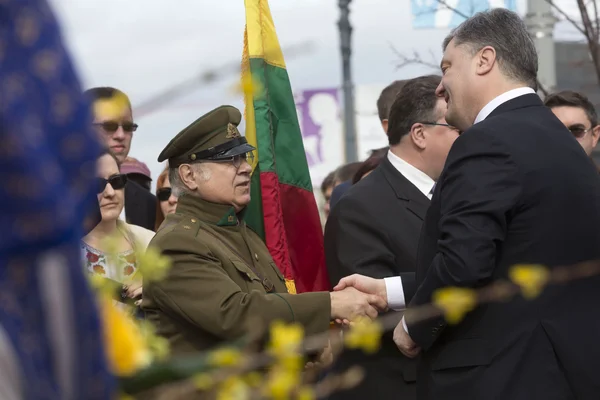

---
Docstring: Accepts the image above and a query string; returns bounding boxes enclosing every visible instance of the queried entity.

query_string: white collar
[474,87,536,124]
[387,150,435,198]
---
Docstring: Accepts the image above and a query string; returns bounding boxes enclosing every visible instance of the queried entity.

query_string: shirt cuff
[384,276,406,311]
[401,316,409,334]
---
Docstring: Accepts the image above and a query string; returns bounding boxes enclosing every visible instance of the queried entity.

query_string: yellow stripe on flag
[241,27,258,173]
[244,0,286,69]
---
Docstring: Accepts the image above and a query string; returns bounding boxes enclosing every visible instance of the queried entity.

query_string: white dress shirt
[383,151,435,311]
[387,87,536,332]
[474,87,536,124]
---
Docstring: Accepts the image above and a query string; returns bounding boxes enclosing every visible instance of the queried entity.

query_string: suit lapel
[380,158,430,220]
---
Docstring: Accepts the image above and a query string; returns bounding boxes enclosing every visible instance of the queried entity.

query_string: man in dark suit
[324,75,459,400]
[84,87,157,231]
[337,9,600,400]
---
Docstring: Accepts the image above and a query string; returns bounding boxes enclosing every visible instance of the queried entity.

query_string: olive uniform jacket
[142,195,331,358]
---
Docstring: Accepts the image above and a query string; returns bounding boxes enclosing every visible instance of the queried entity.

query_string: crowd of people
[3,1,600,399]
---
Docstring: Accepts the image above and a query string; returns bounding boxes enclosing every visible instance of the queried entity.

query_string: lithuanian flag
[242,0,330,293]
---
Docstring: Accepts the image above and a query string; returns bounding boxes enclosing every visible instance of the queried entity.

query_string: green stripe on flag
[249,57,313,192]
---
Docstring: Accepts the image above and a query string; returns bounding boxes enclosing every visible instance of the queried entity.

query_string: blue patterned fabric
[0,0,114,398]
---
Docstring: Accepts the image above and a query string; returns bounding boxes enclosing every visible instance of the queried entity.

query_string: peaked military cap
[158,105,255,167]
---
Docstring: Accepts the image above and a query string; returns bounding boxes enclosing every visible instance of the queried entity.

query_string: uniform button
[254,253,259,261]
[191,218,196,223]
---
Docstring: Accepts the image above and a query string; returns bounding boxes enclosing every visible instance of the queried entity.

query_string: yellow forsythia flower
[135,246,172,282]
[237,71,263,98]
[100,296,151,376]
[509,264,550,299]
[138,321,170,362]
[217,377,250,400]
[343,317,383,354]
[264,369,299,400]
[192,373,214,391]
[244,372,263,388]
[208,347,244,367]
[268,321,304,358]
[433,287,477,325]
[297,386,316,400]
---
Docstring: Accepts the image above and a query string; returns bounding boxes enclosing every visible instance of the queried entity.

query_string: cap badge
[226,123,241,139]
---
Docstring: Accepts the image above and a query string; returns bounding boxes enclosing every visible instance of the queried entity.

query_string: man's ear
[591,125,600,149]
[179,164,198,191]
[409,123,427,150]
[381,119,389,133]
[476,45,496,76]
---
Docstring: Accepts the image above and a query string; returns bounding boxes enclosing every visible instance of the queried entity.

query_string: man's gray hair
[169,166,189,198]
[443,8,538,90]
[169,163,211,198]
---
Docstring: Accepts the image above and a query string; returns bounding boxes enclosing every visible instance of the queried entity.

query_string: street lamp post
[338,0,358,162]
[525,0,558,96]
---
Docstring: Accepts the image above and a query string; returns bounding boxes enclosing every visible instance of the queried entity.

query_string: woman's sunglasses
[93,121,138,133]
[96,174,128,194]
[157,187,172,202]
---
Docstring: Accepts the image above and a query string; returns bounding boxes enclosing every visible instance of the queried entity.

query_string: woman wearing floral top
[82,150,154,308]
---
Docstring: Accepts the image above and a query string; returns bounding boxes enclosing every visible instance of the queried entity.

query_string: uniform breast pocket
[231,259,262,286]
[268,262,285,283]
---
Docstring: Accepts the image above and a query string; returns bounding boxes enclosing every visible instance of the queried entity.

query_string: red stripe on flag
[259,171,330,292]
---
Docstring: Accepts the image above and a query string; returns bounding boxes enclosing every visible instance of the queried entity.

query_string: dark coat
[124,180,157,231]
[409,94,600,400]
[324,157,426,400]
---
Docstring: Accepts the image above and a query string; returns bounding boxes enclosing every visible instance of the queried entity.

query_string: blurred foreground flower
[192,373,214,391]
[268,321,304,358]
[509,264,549,299]
[217,376,250,400]
[343,317,382,354]
[236,70,264,98]
[136,245,172,282]
[297,386,316,400]
[100,295,151,376]
[208,347,245,368]
[264,369,299,400]
[433,287,477,324]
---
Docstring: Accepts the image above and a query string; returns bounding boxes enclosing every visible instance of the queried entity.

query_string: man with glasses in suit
[85,87,157,231]
[544,90,600,157]
[324,75,460,400]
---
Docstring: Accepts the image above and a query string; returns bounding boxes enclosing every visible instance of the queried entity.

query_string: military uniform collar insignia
[176,195,241,225]
[217,208,239,227]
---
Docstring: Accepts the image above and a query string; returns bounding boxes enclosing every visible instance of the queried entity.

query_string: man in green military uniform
[142,105,385,360]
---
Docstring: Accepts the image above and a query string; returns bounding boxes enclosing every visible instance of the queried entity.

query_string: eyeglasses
[157,187,173,202]
[93,121,138,133]
[96,174,127,194]
[203,152,255,169]
[421,122,462,133]
[568,125,591,138]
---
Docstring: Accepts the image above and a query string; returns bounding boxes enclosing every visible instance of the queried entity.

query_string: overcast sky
[48,0,585,185]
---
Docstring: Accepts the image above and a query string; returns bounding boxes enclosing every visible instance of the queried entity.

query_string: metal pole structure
[525,0,558,96]
[338,0,358,162]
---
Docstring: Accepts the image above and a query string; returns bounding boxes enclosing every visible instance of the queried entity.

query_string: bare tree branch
[544,0,587,36]
[436,0,470,19]
[389,43,439,71]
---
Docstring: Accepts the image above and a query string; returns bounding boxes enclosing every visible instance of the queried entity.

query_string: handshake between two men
[332,274,421,359]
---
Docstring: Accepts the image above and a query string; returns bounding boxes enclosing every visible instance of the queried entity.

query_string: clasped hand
[333,274,421,358]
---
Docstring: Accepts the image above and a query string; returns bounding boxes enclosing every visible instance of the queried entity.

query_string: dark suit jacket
[324,157,428,400]
[124,180,157,231]
[329,180,352,211]
[409,94,600,400]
